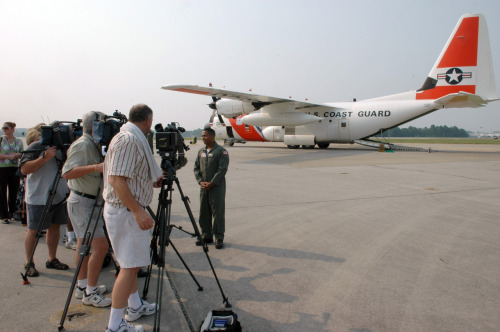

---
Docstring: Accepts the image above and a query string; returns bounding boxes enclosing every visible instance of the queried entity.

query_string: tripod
[142,160,231,332]
[57,181,119,331]
[21,150,66,285]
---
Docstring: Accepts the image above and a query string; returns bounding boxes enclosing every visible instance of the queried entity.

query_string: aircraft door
[217,113,234,139]
[338,119,350,142]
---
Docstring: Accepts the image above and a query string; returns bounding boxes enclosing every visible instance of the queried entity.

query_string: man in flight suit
[194,127,229,249]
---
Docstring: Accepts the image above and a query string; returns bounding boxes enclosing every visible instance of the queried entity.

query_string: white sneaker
[106,318,144,332]
[124,299,157,322]
[75,284,107,299]
[83,289,112,307]
[65,240,77,250]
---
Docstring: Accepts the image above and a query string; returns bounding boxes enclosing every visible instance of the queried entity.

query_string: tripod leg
[58,245,89,331]
[142,206,160,300]
[58,188,105,330]
[174,177,232,308]
[153,179,173,332]
[22,171,62,285]
[169,239,203,291]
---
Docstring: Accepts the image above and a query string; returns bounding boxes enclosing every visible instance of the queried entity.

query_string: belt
[72,190,97,200]
[127,206,147,212]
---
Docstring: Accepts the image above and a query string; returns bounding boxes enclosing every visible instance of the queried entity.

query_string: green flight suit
[194,141,229,240]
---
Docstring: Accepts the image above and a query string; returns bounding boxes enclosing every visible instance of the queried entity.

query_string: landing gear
[317,142,330,149]
[301,145,315,149]
[287,145,300,149]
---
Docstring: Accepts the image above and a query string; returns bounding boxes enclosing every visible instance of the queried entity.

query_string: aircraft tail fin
[417,13,497,107]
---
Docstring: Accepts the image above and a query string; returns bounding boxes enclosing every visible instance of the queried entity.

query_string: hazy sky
[1,0,499,132]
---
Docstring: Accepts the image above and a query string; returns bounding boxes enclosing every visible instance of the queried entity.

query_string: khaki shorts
[67,191,105,239]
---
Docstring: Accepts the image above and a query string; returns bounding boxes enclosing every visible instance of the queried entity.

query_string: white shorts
[104,203,151,268]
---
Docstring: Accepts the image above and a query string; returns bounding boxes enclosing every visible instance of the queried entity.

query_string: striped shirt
[103,131,153,208]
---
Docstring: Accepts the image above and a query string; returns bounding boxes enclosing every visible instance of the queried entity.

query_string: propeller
[208,96,221,124]
[208,96,220,110]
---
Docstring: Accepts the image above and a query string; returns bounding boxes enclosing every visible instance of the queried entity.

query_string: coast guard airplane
[163,13,497,149]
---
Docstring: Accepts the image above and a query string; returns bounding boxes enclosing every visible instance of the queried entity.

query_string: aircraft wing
[161,84,331,111]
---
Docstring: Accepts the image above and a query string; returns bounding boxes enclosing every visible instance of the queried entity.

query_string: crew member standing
[20,124,70,276]
[62,111,110,308]
[194,127,229,249]
[103,104,163,332]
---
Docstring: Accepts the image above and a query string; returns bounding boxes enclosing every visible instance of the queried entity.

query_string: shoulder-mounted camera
[93,110,128,146]
[41,121,83,149]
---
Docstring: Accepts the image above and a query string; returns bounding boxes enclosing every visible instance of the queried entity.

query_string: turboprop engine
[210,99,255,118]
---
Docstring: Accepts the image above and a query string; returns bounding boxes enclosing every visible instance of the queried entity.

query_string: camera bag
[198,309,242,332]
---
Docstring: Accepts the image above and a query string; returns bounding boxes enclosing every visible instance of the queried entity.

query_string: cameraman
[19,123,70,277]
[62,111,110,308]
[103,104,162,332]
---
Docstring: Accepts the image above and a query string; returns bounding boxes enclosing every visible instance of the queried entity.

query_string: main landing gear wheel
[287,145,300,149]
[317,143,330,149]
[301,145,315,149]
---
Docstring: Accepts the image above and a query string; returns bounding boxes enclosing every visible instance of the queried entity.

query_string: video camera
[93,110,128,147]
[41,121,83,149]
[155,122,189,171]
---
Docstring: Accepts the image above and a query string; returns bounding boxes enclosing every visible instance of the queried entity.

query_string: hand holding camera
[43,146,57,160]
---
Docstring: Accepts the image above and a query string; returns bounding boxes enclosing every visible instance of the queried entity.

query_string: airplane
[477,129,499,139]
[208,110,284,146]
[163,13,498,149]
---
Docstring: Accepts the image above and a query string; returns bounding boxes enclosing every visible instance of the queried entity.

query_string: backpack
[198,309,242,332]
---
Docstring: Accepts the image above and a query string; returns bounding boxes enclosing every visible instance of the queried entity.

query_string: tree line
[376,125,469,137]
[182,128,203,138]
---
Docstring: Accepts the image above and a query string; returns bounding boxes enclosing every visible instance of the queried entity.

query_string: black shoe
[2,219,9,224]
[215,239,224,249]
[46,258,69,270]
[137,267,148,278]
[25,262,39,277]
[195,238,213,246]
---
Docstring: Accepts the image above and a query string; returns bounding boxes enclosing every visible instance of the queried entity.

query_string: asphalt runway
[2,142,500,331]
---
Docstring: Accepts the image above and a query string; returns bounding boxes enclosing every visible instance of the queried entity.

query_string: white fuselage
[213,96,438,144]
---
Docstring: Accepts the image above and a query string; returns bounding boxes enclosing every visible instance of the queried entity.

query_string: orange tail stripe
[416,85,476,100]
[438,16,479,68]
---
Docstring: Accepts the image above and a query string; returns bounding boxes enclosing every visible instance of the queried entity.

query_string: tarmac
[2,141,500,332]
